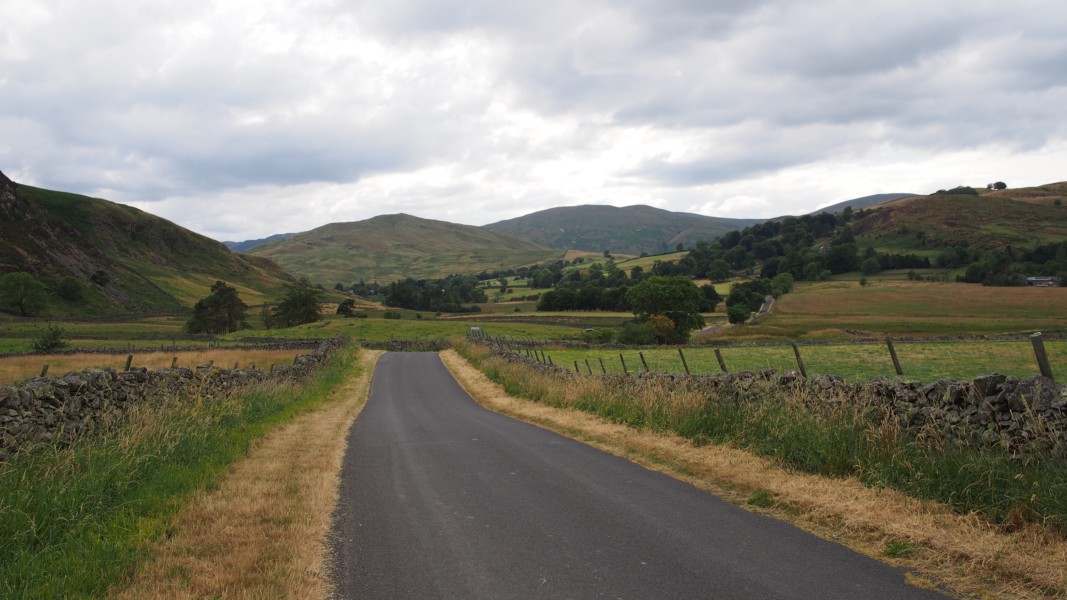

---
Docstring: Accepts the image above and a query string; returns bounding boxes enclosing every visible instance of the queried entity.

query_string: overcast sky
[3,1,1066,242]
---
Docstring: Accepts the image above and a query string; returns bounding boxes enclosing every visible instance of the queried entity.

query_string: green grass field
[542,339,1066,383]
[713,280,1067,340]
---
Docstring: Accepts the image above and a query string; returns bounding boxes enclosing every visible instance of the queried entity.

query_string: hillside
[484,205,762,255]
[807,193,917,216]
[853,182,1067,253]
[0,172,292,315]
[224,233,297,253]
[250,213,562,284]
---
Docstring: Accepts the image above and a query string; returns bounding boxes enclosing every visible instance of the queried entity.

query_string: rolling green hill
[483,204,763,255]
[0,171,292,316]
[854,182,1067,254]
[249,213,563,285]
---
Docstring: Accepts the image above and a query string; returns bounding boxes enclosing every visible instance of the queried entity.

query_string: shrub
[56,276,85,302]
[32,323,68,353]
[383,311,402,320]
[336,299,356,316]
[727,303,750,324]
[615,322,656,345]
[90,270,110,286]
[861,257,881,276]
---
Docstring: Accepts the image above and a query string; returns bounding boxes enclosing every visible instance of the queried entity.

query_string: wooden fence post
[598,358,607,374]
[639,352,649,372]
[619,354,629,375]
[1031,332,1055,380]
[790,342,807,378]
[584,359,593,375]
[714,348,728,373]
[233,361,239,370]
[885,335,904,376]
[124,355,133,371]
[40,364,49,377]
[574,360,581,374]
[678,347,691,376]
[547,356,554,367]
[171,357,178,368]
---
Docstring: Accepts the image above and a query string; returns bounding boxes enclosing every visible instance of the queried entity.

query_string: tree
[185,281,248,334]
[770,273,795,297]
[336,298,356,316]
[706,259,731,282]
[272,277,325,327]
[699,284,722,312]
[56,276,85,302]
[861,257,882,276]
[993,181,1007,190]
[727,303,750,324]
[0,272,48,316]
[625,276,704,343]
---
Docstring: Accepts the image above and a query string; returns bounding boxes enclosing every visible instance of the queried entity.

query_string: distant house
[1026,276,1061,287]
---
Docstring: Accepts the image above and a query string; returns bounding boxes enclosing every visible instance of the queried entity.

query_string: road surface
[330,352,948,599]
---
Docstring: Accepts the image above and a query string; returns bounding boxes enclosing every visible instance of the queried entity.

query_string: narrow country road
[330,352,948,599]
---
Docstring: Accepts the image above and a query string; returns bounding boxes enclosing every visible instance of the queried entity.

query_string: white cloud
[2,0,1066,241]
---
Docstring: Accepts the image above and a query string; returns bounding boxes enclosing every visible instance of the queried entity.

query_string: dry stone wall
[0,336,349,460]
[493,348,1067,456]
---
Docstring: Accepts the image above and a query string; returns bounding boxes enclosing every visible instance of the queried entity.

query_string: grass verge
[111,349,382,599]
[443,342,1067,599]
[0,345,359,599]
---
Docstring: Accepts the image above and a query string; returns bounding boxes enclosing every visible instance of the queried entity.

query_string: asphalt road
[330,352,949,599]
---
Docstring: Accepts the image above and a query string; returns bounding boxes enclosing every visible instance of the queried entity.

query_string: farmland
[711,279,1067,340]
[0,347,305,385]
[543,338,1066,383]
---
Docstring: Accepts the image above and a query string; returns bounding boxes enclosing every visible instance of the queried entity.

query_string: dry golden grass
[111,350,382,600]
[440,349,1067,599]
[1,348,305,384]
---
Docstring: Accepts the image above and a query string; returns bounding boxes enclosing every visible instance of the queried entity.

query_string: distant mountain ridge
[807,193,917,216]
[224,233,297,253]
[0,171,291,315]
[249,213,562,284]
[484,204,763,255]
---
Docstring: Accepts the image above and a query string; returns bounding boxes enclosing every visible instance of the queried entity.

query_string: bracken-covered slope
[250,213,563,284]
[484,204,763,255]
[0,171,292,315]
[853,182,1067,252]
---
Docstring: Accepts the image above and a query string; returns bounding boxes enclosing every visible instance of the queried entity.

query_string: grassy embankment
[0,345,357,598]
[454,338,1067,546]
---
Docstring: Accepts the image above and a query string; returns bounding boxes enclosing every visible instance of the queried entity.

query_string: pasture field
[543,338,1067,383]
[222,313,587,343]
[714,280,1067,340]
[0,348,305,385]
[611,251,688,271]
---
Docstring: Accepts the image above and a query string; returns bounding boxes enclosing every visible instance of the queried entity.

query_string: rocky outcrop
[0,335,348,460]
